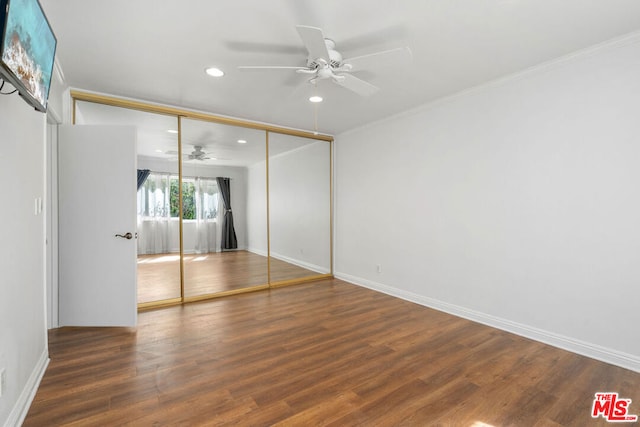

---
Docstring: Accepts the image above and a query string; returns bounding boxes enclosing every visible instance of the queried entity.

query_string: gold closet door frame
[71,91,334,311]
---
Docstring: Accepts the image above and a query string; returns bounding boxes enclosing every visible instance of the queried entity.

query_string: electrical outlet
[0,368,5,397]
[34,197,43,215]
[376,264,382,274]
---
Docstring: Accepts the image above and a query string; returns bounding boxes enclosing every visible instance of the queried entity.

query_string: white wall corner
[270,251,331,275]
[247,246,268,257]
[339,30,640,139]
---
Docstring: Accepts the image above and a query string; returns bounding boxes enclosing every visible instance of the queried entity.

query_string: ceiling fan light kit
[188,145,211,160]
[238,25,411,98]
[205,67,225,77]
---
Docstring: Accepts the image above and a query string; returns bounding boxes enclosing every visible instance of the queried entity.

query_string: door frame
[45,110,61,329]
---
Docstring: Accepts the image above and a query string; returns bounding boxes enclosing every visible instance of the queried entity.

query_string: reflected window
[138,172,219,220]
[197,178,219,220]
[170,178,195,219]
[138,173,171,218]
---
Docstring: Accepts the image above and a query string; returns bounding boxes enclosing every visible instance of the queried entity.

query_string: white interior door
[58,125,137,327]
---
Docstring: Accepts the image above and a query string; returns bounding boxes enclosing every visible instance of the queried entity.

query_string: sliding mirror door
[75,101,182,305]
[268,133,331,284]
[180,118,268,299]
[73,92,333,310]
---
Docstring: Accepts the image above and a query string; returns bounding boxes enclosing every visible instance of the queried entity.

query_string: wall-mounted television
[0,0,56,112]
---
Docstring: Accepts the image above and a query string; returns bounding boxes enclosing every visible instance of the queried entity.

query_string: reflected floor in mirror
[137,250,320,303]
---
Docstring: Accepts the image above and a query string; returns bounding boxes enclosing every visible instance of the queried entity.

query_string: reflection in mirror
[268,133,331,283]
[75,101,181,304]
[180,118,268,298]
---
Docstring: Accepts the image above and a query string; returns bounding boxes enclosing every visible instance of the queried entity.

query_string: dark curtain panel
[216,177,238,250]
[137,169,151,191]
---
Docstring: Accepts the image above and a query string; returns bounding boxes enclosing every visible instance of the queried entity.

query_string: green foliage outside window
[170,179,196,219]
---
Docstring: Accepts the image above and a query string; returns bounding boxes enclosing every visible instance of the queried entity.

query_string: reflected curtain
[194,177,219,254]
[216,177,237,250]
[137,172,173,254]
[136,169,151,190]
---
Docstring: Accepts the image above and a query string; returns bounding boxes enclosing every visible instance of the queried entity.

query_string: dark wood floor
[25,279,640,426]
[137,251,322,303]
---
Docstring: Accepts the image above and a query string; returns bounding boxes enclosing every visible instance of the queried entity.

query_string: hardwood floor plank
[273,391,364,426]
[228,401,294,427]
[24,279,640,426]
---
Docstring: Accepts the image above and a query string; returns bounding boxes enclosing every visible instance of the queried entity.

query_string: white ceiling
[41,0,640,135]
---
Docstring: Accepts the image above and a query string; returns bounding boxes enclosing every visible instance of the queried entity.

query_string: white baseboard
[335,272,640,374]
[4,351,49,427]
[270,252,331,275]
[247,247,268,257]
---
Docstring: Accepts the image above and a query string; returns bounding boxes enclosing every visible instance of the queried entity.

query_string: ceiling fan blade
[225,40,304,55]
[335,74,379,97]
[296,25,330,61]
[338,25,408,52]
[238,65,309,71]
[343,47,412,72]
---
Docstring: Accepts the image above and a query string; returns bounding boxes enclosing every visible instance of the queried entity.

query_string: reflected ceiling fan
[166,145,224,161]
[238,25,412,97]
[186,145,211,161]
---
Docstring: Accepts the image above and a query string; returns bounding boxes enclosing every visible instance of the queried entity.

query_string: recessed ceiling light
[309,95,323,103]
[155,149,163,153]
[205,67,225,77]
[167,129,178,134]
[237,139,247,144]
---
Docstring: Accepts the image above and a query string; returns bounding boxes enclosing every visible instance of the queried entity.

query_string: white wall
[335,34,640,372]
[0,94,49,424]
[246,140,332,273]
[269,141,331,273]
[246,160,267,255]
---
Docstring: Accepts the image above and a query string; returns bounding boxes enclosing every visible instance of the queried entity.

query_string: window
[198,178,219,219]
[138,173,219,220]
[138,173,170,218]
[170,178,195,219]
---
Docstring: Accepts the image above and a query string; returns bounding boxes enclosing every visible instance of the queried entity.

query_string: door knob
[115,232,133,240]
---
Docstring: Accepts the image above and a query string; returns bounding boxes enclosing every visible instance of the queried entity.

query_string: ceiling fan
[166,145,216,161]
[238,25,412,97]
[187,145,212,161]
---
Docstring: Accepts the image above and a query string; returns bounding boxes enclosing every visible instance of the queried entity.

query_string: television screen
[0,0,56,112]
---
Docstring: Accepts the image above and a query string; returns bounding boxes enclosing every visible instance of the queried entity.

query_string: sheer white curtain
[194,177,219,254]
[137,173,173,254]
[138,173,219,254]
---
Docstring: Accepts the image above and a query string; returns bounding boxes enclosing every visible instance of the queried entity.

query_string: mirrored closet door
[180,118,268,300]
[268,132,331,284]
[72,91,333,310]
[75,101,182,306]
